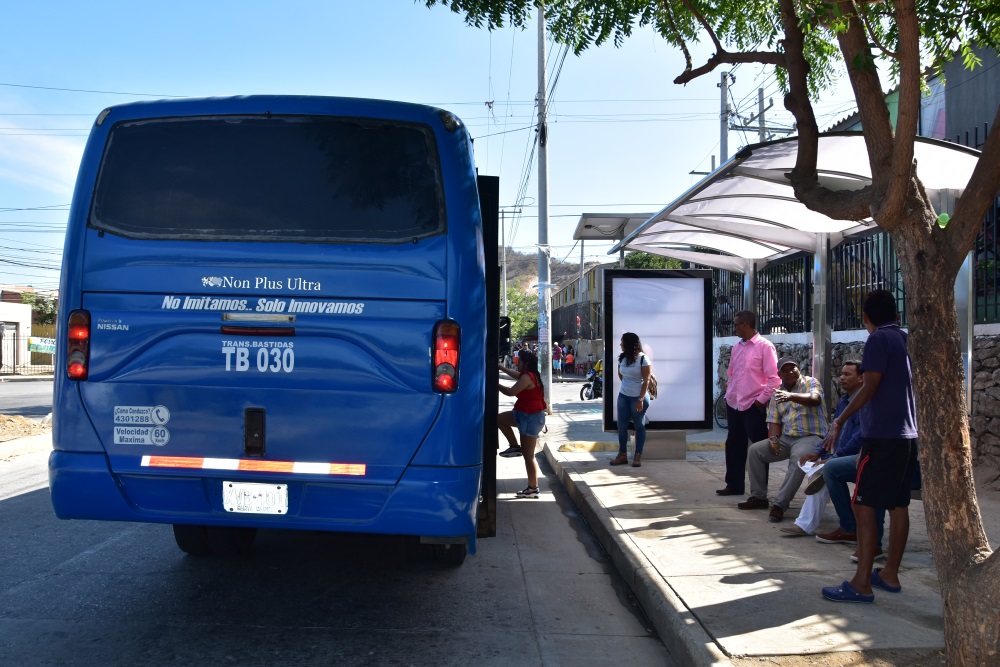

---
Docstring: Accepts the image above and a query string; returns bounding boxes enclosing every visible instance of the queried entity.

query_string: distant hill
[500,247,602,292]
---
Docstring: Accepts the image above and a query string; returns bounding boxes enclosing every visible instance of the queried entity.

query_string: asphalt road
[0,380,52,419]
[0,383,674,666]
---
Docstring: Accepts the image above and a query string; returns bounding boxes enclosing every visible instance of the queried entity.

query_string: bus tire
[206,526,258,556]
[172,524,212,556]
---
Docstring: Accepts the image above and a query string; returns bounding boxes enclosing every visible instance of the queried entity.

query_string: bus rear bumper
[48,451,480,541]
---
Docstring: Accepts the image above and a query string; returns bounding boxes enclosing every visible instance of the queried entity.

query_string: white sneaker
[515,486,539,499]
[499,446,522,458]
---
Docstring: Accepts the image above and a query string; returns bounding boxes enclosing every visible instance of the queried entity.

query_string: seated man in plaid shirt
[736,356,828,523]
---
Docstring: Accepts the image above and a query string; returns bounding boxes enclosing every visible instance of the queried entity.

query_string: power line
[434,97,717,105]
[0,81,184,98]
[0,204,69,212]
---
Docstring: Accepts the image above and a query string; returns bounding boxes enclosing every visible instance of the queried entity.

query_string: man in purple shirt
[717,310,780,496]
[821,290,918,603]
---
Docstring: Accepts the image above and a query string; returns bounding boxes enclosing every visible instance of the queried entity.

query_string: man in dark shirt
[820,290,918,603]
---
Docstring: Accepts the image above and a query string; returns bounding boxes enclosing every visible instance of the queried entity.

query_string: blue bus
[50,96,488,563]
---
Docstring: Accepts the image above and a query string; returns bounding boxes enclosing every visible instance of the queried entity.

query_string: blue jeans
[823,454,885,547]
[617,392,650,454]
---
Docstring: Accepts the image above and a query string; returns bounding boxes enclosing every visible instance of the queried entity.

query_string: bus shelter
[605,132,981,404]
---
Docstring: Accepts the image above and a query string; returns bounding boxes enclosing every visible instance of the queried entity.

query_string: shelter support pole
[936,188,973,415]
[812,233,831,403]
[578,240,584,351]
[742,258,756,314]
[957,251,974,415]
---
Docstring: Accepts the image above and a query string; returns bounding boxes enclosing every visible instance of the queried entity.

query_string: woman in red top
[498,350,548,498]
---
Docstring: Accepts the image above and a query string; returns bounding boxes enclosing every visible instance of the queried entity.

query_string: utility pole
[536,6,552,410]
[501,210,508,316]
[732,88,795,143]
[719,70,731,162]
[756,88,767,143]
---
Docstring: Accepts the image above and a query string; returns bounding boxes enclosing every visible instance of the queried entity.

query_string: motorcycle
[580,367,603,401]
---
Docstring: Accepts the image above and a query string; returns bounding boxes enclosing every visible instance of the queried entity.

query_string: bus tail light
[66,310,91,380]
[433,320,460,393]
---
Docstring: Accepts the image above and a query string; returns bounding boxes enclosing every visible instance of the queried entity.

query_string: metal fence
[712,270,743,338]
[709,232,913,336]
[552,300,602,342]
[756,253,813,334]
[0,334,55,376]
[830,231,909,329]
[975,196,1000,322]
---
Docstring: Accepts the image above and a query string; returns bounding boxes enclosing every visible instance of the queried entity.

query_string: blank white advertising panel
[603,270,712,431]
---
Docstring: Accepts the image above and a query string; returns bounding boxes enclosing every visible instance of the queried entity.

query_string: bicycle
[714,395,729,429]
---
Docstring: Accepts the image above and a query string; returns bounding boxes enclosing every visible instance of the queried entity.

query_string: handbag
[648,372,659,400]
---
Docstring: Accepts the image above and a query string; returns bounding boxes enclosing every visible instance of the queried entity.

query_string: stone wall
[972,336,1000,463]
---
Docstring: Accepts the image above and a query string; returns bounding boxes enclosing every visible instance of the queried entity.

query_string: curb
[0,376,54,383]
[543,444,731,667]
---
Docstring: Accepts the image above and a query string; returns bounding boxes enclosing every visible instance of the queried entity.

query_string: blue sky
[0,1,859,290]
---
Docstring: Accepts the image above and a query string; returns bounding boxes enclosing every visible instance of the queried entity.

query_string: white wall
[0,302,33,374]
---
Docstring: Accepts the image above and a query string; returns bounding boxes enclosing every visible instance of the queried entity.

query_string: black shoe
[716,487,743,496]
[737,496,770,510]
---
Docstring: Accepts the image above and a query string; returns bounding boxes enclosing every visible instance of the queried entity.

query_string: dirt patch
[729,648,946,666]
[0,414,51,443]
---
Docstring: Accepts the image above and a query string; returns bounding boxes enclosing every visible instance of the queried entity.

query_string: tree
[505,285,538,340]
[22,292,57,326]
[426,1,1000,662]
[623,251,682,269]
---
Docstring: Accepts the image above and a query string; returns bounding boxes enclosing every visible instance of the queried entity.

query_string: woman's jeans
[617,392,650,454]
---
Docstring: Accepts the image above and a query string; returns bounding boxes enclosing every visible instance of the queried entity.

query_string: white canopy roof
[609,132,982,270]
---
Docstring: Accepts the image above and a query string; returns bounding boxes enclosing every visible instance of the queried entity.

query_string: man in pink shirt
[717,310,780,496]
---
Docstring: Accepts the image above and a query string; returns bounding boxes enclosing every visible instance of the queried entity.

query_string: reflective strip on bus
[140,455,366,476]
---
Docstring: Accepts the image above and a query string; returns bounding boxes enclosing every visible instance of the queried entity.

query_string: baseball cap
[776,356,798,370]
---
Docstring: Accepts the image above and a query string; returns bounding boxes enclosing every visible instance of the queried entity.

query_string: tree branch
[670,0,784,84]
[786,177,875,221]
[833,0,896,225]
[678,0,722,53]
[674,49,785,85]
[778,0,818,175]
[873,0,922,224]
[662,1,693,77]
[853,0,898,58]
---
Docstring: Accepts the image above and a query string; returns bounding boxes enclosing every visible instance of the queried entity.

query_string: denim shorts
[513,409,546,438]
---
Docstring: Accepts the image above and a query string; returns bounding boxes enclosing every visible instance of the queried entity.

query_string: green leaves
[623,251,682,269]
[505,285,538,340]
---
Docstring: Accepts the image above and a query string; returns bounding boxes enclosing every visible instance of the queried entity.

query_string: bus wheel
[206,527,258,556]
[172,524,211,556]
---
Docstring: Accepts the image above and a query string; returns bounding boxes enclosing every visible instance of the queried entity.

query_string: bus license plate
[223,481,288,515]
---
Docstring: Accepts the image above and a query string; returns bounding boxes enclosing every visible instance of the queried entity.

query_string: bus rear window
[90,115,445,242]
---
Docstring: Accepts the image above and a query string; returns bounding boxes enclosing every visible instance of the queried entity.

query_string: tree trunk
[890,201,1000,665]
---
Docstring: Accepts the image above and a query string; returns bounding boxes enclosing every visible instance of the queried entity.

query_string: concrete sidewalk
[540,398,1000,666]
